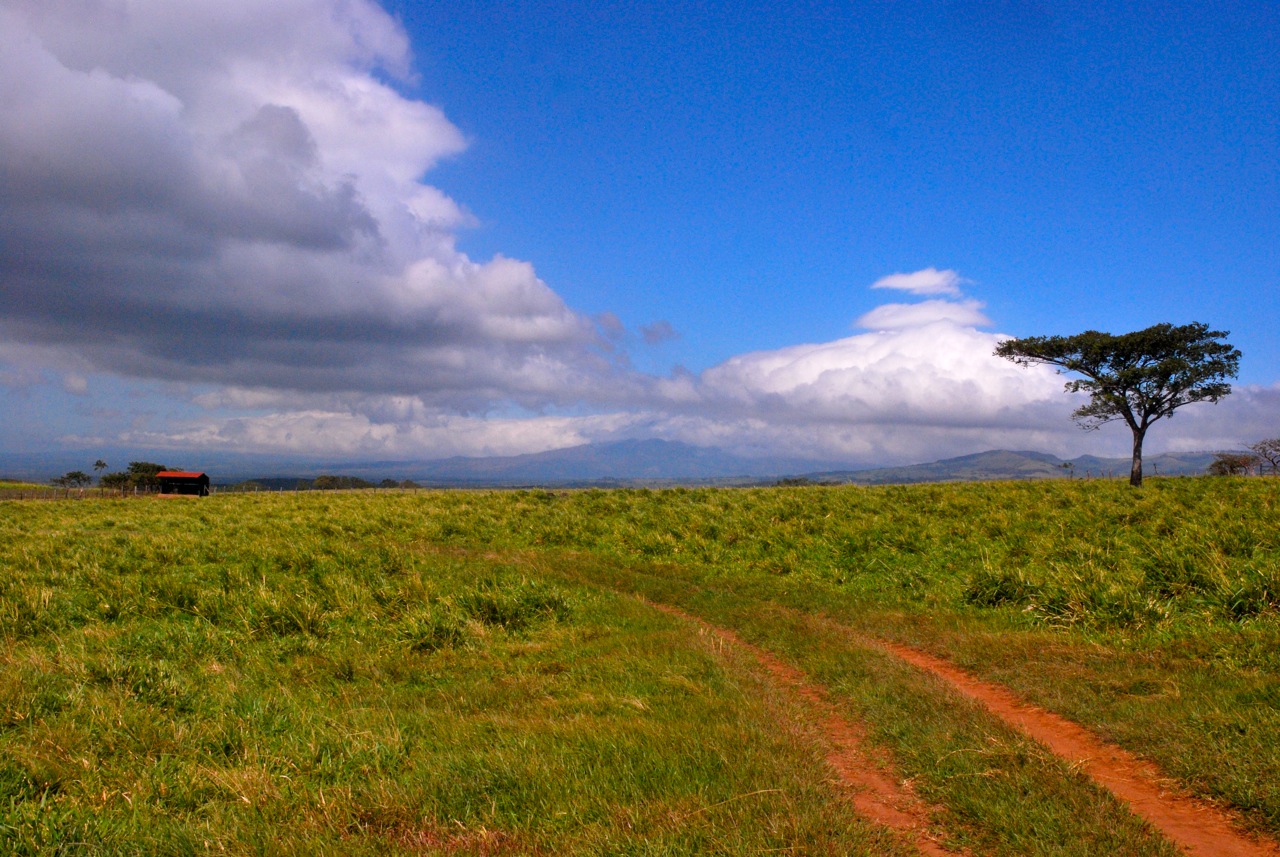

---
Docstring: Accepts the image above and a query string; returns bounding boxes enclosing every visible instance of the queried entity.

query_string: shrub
[399,604,468,652]
[963,566,1039,607]
[1221,568,1280,619]
[457,581,572,631]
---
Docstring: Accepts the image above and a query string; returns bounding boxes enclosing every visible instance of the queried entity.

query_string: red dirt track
[875,638,1280,857]
[656,604,961,856]
[654,600,1280,857]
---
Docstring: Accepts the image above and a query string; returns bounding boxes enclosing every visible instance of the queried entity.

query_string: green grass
[0,498,897,855]
[1,477,1277,852]
[0,481,57,493]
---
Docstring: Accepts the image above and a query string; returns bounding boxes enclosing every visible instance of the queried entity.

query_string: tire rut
[659,594,1280,857]
[872,636,1280,857]
[531,551,1278,855]
[652,602,962,856]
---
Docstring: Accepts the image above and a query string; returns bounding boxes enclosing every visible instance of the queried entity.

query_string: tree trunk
[1129,426,1146,487]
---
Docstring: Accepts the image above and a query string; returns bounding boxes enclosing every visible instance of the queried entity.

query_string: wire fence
[0,486,159,502]
[0,484,439,501]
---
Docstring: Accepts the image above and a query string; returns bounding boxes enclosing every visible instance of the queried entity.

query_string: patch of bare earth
[389,824,533,855]
[653,603,962,856]
[871,637,1280,857]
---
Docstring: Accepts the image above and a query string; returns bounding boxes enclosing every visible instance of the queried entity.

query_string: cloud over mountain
[3,4,1275,468]
[652,280,1074,462]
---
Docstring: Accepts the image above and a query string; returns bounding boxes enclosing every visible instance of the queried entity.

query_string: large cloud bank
[3,1,1272,465]
[0,0,619,411]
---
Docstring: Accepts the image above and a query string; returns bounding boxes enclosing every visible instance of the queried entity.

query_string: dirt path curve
[870,637,1280,857]
[651,603,962,857]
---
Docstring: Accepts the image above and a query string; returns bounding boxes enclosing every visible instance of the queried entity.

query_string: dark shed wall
[158,474,210,496]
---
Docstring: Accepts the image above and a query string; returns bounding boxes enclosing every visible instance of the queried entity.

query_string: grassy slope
[471,479,1280,836]
[0,499,896,855]
[1,478,1276,853]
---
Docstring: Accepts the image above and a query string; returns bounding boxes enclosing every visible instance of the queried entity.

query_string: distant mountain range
[239,443,1219,488]
[808,448,1218,486]
[296,439,847,487]
[1,440,1222,488]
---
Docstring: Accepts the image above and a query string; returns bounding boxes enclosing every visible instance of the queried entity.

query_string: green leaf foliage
[996,322,1240,486]
[995,322,1239,431]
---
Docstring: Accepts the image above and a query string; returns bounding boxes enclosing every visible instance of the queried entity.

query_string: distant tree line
[311,476,420,490]
[226,476,421,492]
[99,462,168,493]
[51,460,172,494]
[312,475,373,490]
[47,462,428,495]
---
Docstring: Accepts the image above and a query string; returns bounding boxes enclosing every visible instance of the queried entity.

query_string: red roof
[156,471,206,479]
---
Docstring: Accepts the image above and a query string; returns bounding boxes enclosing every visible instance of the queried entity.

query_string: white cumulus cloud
[0,0,622,410]
[5,6,1270,470]
[870,267,964,296]
[113,406,644,459]
[856,299,993,330]
[694,322,1063,426]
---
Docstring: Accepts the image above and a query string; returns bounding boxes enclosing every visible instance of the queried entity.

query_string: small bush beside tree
[1208,452,1259,476]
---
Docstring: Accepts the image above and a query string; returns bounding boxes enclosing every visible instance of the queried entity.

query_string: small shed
[156,471,210,497]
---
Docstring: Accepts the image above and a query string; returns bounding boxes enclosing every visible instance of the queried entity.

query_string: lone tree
[995,322,1240,487]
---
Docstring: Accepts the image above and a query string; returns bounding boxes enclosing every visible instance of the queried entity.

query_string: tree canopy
[995,322,1240,487]
[96,462,170,493]
[99,472,131,493]
[1209,452,1258,476]
[1250,438,1280,476]
[126,461,168,489]
[51,471,92,489]
[312,475,374,490]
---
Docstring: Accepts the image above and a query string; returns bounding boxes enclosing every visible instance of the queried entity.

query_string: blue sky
[1,0,1277,469]
[398,0,1279,373]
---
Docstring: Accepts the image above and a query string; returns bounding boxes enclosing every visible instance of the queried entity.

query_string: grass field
[1,477,1277,854]
[0,481,57,495]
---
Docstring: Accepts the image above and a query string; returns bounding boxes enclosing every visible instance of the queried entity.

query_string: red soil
[653,600,1280,856]
[654,603,961,856]
[873,638,1280,857]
